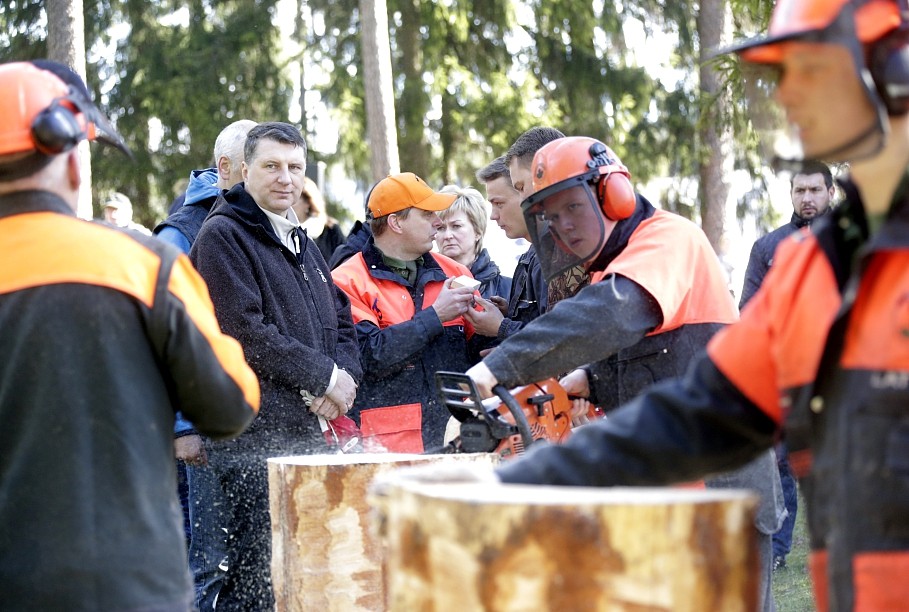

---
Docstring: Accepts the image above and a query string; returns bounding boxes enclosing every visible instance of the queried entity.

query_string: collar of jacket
[0,190,74,220]
[361,235,447,286]
[835,169,909,253]
[210,183,307,255]
[586,193,657,274]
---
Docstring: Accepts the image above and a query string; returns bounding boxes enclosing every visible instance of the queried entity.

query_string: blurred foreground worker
[478,2,909,610]
[0,60,259,610]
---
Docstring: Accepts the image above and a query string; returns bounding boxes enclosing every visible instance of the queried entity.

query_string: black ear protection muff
[868,0,909,116]
[588,142,636,220]
[31,93,89,155]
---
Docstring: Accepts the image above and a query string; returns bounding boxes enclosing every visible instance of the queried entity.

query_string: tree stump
[374,476,760,611]
[267,452,499,612]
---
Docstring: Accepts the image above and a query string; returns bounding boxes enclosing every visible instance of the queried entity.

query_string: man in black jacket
[739,160,835,308]
[190,122,362,610]
[0,60,259,611]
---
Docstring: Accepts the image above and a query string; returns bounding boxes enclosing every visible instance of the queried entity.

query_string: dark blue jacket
[497,245,547,340]
[471,247,512,302]
[740,212,815,308]
[190,184,362,459]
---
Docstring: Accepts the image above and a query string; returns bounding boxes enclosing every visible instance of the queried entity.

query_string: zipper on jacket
[292,231,310,281]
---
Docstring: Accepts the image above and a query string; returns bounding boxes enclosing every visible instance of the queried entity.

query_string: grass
[771,491,816,612]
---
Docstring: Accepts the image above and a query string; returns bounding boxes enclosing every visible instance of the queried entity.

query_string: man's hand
[489,295,509,315]
[309,396,344,420]
[432,278,477,322]
[466,361,499,399]
[559,368,590,398]
[326,368,358,414]
[463,296,505,337]
[175,434,208,467]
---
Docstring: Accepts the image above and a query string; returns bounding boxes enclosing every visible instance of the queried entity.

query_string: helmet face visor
[522,177,606,283]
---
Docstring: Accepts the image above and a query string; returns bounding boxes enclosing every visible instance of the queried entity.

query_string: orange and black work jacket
[497,178,909,611]
[484,194,737,411]
[0,191,258,611]
[332,238,482,452]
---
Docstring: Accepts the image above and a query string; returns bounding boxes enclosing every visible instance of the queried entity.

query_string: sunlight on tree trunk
[47,0,93,220]
[360,0,400,181]
[698,0,734,258]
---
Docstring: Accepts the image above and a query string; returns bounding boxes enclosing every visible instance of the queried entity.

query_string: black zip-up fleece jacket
[0,191,258,610]
[190,184,362,459]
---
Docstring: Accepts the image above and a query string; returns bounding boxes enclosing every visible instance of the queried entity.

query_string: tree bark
[46,0,93,220]
[698,0,734,259]
[268,453,499,612]
[359,0,400,181]
[377,478,760,611]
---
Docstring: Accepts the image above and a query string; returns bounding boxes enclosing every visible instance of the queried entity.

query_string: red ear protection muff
[31,96,89,155]
[588,142,636,220]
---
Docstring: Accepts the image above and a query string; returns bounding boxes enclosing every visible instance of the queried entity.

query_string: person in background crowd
[190,122,361,610]
[101,191,151,235]
[740,160,835,574]
[469,156,547,340]
[292,175,346,263]
[332,172,493,452]
[0,59,258,611]
[436,184,512,302]
[154,118,257,610]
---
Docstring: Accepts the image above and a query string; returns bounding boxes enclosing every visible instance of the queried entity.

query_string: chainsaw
[433,371,603,459]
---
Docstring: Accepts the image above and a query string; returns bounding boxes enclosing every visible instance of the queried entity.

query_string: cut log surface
[268,452,499,612]
[375,478,760,612]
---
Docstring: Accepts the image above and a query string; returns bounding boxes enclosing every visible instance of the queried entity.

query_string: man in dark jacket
[472,156,547,339]
[332,172,487,453]
[154,118,256,610]
[190,122,361,610]
[740,159,835,307]
[739,160,834,573]
[0,60,259,611]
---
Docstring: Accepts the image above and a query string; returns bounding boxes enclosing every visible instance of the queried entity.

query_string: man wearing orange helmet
[476,1,909,609]
[0,61,259,609]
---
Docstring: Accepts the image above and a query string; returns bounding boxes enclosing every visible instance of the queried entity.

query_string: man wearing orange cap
[463,2,909,609]
[332,172,491,452]
[0,60,259,610]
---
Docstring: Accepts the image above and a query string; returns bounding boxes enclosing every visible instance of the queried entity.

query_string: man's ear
[386,213,404,234]
[218,156,232,183]
[240,160,248,183]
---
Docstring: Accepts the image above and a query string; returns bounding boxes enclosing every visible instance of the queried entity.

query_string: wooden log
[267,452,499,612]
[374,477,760,612]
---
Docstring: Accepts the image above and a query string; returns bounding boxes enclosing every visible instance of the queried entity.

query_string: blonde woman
[436,185,511,301]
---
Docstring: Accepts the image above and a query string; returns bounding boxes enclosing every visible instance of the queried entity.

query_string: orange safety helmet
[521,137,637,282]
[0,61,130,159]
[724,0,909,116]
[525,136,635,221]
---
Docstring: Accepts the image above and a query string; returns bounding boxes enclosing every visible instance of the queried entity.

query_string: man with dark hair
[504,126,587,305]
[471,155,547,338]
[190,121,362,610]
[0,60,258,610]
[740,160,836,307]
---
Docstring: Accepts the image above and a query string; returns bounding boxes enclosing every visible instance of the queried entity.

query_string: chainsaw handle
[492,384,535,450]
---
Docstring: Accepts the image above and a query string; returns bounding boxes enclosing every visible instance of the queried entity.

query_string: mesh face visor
[521,173,607,283]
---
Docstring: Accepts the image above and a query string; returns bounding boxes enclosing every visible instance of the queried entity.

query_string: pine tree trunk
[359,0,400,181]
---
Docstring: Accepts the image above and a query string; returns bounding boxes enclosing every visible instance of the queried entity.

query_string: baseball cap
[367,172,457,217]
[0,60,130,158]
[103,192,132,210]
